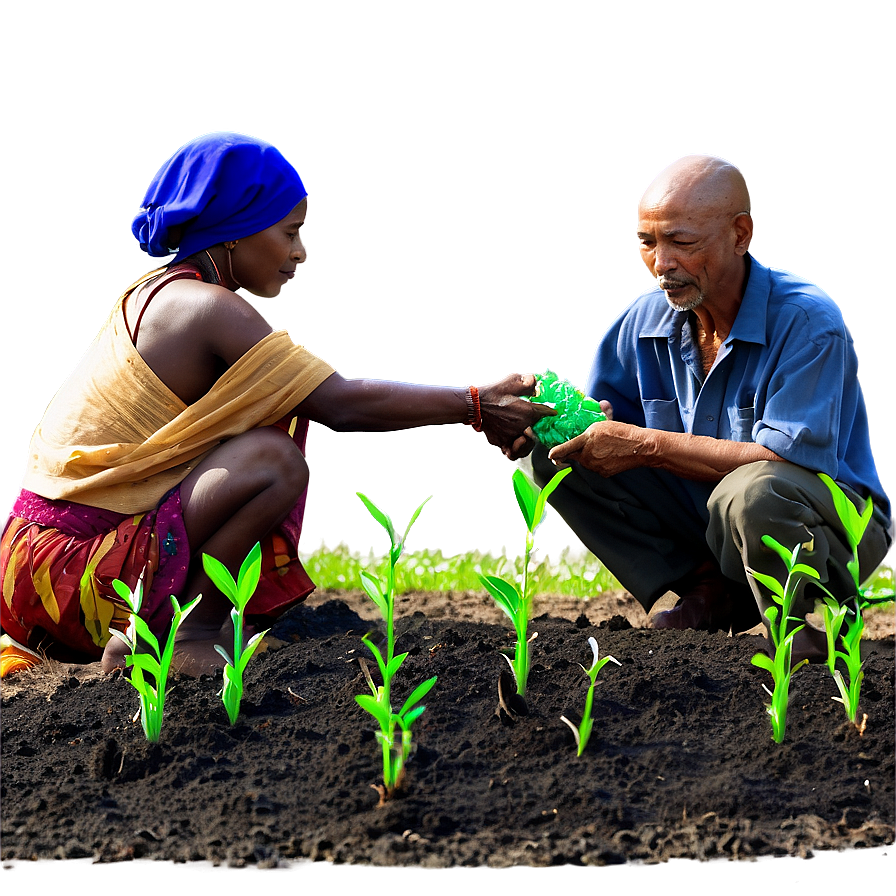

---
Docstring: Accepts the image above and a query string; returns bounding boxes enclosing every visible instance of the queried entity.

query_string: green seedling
[747,536,817,743]
[479,466,571,698]
[818,473,895,728]
[202,542,270,725]
[354,493,437,803]
[527,370,606,448]
[820,594,866,728]
[560,636,620,756]
[110,578,201,742]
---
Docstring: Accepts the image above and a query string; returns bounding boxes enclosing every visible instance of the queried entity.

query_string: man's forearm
[643,429,782,481]
[548,420,782,480]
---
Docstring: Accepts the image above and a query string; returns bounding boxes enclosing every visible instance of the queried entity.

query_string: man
[532,155,892,662]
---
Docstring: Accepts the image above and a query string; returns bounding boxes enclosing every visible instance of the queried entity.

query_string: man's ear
[733,213,753,256]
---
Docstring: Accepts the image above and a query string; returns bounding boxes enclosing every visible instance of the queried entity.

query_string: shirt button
[706,415,714,421]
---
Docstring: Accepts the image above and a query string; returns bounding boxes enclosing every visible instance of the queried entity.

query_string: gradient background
[3,1,892,570]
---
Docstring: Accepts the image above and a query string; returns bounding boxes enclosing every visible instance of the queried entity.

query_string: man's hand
[478,374,555,460]
[548,419,652,476]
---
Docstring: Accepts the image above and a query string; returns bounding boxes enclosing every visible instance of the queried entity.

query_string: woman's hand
[477,374,555,460]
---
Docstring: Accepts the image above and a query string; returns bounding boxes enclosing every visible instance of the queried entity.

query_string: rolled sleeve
[753,323,851,479]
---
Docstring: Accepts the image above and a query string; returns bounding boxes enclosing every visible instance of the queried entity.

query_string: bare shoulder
[135,278,273,361]
[130,277,275,404]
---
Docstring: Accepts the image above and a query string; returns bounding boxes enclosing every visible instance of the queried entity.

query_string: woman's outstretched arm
[297,372,550,459]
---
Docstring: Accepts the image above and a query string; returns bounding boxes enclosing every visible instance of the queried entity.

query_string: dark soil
[2,589,893,867]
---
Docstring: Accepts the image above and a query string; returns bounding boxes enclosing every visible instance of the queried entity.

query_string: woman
[0,132,547,676]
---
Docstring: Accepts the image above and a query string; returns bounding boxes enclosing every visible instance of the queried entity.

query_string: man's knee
[709,460,810,527]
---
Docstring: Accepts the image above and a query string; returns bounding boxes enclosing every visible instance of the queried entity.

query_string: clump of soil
[2,590,893,867]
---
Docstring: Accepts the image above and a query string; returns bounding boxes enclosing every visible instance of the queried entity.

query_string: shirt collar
[638,254,770,346]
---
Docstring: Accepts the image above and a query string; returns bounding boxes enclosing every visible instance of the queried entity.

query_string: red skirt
[1,420,316,660]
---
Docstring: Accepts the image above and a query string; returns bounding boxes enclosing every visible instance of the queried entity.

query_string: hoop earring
[225,245,242,290]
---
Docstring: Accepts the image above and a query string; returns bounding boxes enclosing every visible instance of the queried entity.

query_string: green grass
[302,544,622,598]
[303,544,895,605]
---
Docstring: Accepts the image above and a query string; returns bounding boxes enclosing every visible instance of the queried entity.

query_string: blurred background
[2,1,892,567]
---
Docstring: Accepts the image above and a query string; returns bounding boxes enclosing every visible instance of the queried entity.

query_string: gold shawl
[23,301,334,513]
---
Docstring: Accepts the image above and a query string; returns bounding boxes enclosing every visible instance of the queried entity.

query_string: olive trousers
[530,446,892,620]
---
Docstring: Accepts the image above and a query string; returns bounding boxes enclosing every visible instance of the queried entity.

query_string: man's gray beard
[665,292,704,312]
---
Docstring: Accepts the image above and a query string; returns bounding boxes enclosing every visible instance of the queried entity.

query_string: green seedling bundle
[527,370,606,448]
[560,636,620,756]
[110,578,201,743]
[478,467,571,698]
[354,493,437,803]
[203,542,270,725]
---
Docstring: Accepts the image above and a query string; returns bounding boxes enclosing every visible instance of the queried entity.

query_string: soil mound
[2,590,893,867]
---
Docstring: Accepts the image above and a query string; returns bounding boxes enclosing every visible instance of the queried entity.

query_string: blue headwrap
[132,132,307,262]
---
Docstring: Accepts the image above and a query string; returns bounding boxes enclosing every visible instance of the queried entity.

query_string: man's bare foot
[760,622,829,667]
[789,623,830,666]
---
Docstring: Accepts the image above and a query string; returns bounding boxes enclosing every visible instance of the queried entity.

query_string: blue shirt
[587,256,891,522]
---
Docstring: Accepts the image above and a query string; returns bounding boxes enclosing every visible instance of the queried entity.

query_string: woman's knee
[247,427,309,496]
[181,427,309,519]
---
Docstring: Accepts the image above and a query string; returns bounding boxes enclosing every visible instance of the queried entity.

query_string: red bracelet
[465,386,482,431]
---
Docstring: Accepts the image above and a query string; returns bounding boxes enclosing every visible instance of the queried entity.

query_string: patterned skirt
[1,480,316,661]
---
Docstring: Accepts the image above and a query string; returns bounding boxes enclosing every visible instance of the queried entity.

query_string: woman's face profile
[229,198,308,298]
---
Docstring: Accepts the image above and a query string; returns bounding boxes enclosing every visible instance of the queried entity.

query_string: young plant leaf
[399,675,438,718]
[477,573,521,621]
[401,496,432,550]
[359,570,388,615]
[236,542,262,609]
[399,704,428,730]
[512,468,539,531]
[355,694,391,730]
[747,568,786,599]
[356,492,396,546]
[202,553,238,601]
[760,534,797,568]
[531,467,572,534]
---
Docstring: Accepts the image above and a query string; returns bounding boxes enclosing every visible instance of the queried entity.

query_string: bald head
[640,155,751,221]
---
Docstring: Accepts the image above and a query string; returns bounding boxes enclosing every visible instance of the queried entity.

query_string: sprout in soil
[527,370,607,448]
[202,542,270,725]
[478,466,571,699]
[817,473,895,729]
[746,535,815,743]
[110,577,201,743]
[354,492,437,804]
[560,636,620,756]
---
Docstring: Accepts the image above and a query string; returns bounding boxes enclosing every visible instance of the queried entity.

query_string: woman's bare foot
[101,617,260,678]
[171,620,260,678]
[101,635,129,673]
[171,634,229,677]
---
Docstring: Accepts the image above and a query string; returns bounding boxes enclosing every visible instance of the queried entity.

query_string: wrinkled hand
[477,373,556,460]
[548,416,653,477]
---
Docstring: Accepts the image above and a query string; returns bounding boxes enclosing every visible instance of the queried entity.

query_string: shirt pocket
[642,398,684,433]
[728,405,755,442]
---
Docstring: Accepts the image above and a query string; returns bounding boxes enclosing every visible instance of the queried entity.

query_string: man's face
[637,197,746,312]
